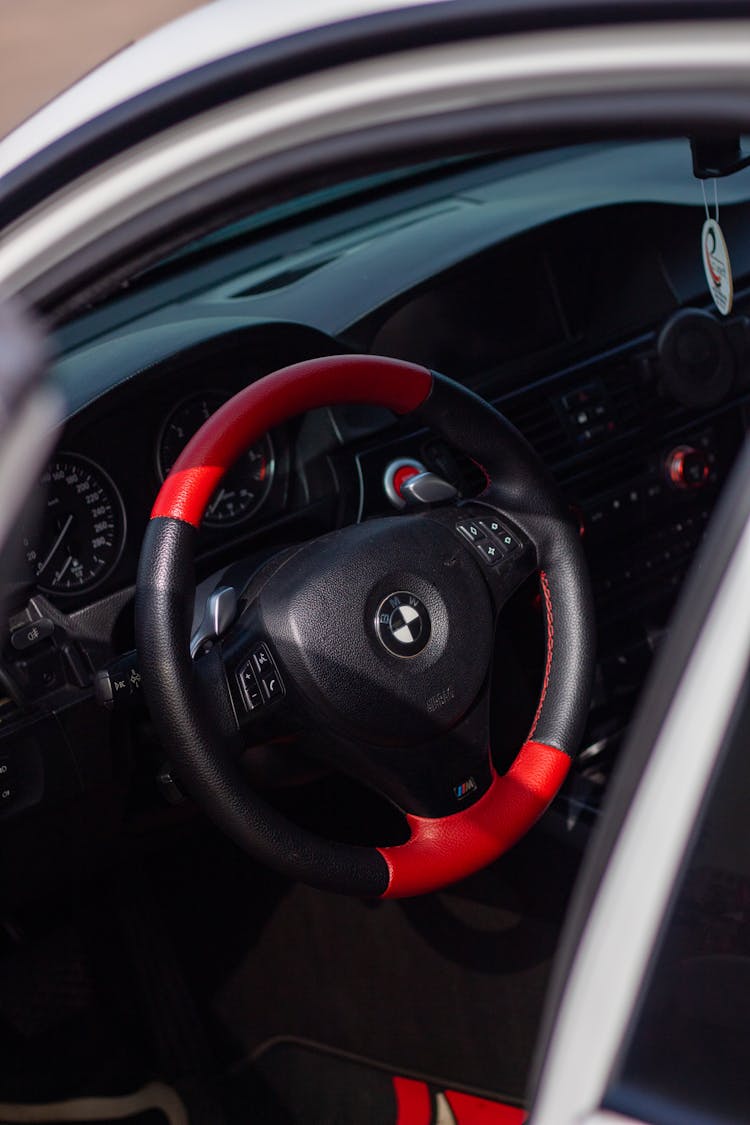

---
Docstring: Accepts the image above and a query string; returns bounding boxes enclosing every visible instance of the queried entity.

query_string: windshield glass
[133,155,496,280]
[54,139,750,361]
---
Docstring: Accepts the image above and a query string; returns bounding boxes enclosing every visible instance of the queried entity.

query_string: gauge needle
[37,514,73,577]
[207,488,235,515]
[53,555,73,585]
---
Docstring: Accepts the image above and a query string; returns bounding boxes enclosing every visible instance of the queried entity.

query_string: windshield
[54,138,750,361]
[133,154,499,281]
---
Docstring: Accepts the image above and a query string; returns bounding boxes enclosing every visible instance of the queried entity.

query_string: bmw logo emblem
[375,591,431,658]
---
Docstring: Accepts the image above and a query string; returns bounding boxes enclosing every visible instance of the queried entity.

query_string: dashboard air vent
[501,394,570,465]
[602,368,646,430]
[601,357,699,433]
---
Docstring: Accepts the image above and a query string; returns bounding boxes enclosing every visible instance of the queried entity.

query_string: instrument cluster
[24,454,126,595]
[157,391,275,527]
[23,389,277,597]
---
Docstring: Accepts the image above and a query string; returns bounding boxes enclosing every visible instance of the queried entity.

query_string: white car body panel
[0,0,441,183]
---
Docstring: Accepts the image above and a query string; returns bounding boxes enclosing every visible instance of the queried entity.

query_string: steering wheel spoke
[422,500,537,615]
[303,676,495,822]
[392,696,494,820]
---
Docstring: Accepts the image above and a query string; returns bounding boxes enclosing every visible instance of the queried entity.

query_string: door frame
[530,435,750,1124]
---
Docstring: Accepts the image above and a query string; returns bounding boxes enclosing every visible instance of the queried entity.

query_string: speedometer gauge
[158,392,274,527]
[25,455,126,594]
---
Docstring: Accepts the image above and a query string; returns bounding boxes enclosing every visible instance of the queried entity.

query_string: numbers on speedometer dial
[158,392,275,526]
[25,455,126,594]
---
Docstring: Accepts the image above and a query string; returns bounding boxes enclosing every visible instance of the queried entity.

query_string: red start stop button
[384,459,425,508]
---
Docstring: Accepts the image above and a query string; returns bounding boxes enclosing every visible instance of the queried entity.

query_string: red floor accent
[445,1088,527,1123]
[392,1077,526,1124]
[393,1076,432,1124]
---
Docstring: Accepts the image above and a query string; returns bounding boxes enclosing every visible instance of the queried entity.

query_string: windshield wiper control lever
[190,585,238,659]
[400,471,458,507]
[94,650,142,710]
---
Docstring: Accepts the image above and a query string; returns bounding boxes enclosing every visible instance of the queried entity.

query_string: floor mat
[0,890,221,1124]
[200,831,576,1099]
[0,911,152,1104]
[246,1039,526,1124]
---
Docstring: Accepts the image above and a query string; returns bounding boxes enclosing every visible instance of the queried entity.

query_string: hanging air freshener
[701,179,733,316]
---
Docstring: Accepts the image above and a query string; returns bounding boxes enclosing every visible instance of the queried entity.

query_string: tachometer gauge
[25,455,126,594]
[158,392,274,527]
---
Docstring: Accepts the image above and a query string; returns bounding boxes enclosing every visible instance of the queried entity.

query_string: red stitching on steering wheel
[469,455,492,494]
[528,569,554,740]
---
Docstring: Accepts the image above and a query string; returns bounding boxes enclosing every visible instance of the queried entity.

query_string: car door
[0,302,60,607]
[528,432,750,1125]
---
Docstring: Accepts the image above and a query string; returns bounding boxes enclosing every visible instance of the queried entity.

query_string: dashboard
[1,140,749,885]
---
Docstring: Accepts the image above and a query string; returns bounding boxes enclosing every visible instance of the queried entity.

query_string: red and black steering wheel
[136,356,595,898]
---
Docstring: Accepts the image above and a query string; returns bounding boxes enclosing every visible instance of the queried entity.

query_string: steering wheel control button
[238,662,263,710]
[246,683,263,710]
[496,528,522,554]
[375,592,431,658]
[478,518,523,556]
[455,513,523,564]
[261,671,284,702]
[238,645,285,712]
[456,520,485,544]
[251,644,273,676]
[478,516,502,535]
[476,539,502,565]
